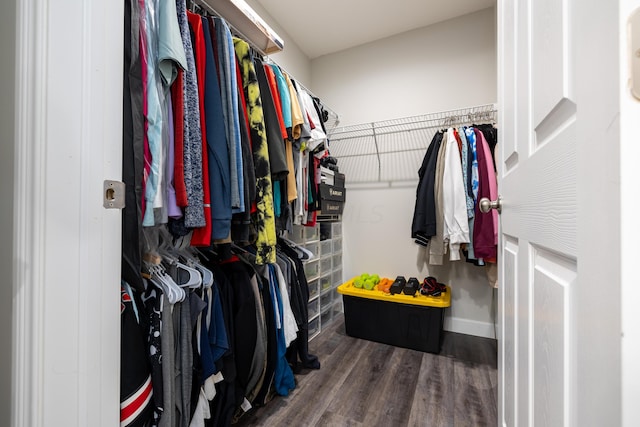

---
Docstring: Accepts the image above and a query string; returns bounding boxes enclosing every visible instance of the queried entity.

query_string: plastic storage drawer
[320,306,332,325]
[320,274,332,293]
[320,290,332,310]
[303,259,319,280]
[320,240,332,257]
[304,241,320,259]
[332,269,343,287]
[332,222,342,238]
[332,253,342,270]
[332,238,342,253]
[320,256,332,273]
[304,224,319,241]
[308,277,319,301]
[289,225,305,244]
[308,317,320,338]
[308,298,320,320]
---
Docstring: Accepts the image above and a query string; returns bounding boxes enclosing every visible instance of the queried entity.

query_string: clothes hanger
[148,263,185,303]
[278,237,314,260]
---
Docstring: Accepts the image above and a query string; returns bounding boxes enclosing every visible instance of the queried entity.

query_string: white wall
[0,0,15,423]
[311,7,497,126]
[245,0,312,87]
[312,7,498,337]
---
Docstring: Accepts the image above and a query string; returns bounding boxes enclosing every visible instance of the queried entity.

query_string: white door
[11,1,123,426]
[498,0,630,426]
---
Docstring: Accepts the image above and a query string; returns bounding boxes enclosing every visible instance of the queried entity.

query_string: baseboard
[444,316,496,339]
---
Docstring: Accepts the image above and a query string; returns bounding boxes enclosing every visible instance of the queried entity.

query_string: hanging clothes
[175,0,205,228]
[213,17,245,215]
[233,38,277,264]
[411,122,498,266]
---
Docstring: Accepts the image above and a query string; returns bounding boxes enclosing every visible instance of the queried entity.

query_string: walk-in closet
[2,0,637,426]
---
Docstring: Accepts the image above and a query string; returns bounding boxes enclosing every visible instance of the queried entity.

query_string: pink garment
[478,131,499,245]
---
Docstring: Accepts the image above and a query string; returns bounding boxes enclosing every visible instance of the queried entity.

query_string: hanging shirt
[165,96,183,218]
[284,72,304,141]
[187,12,213,246]
[157,0,186,85]
[269,65,292,130]
[442,128,470,260]
[213,17,245,214]
[142,0,164,227]
[175,0,205,228]
[202,16,232,242]
[234,38,277,264]
[428,131,448,265]
[457,128,475,219]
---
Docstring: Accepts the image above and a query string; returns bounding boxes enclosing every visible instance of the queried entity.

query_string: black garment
[254,59,288,179]
[140,286,164,424]
[231,87,257,245]
[122,0,145,291]
[220,261,259,394]
[278,240,320,371]
[476,124,498,172]
[120,284,154,427]
[251,269,278,407]
[411,131,444,245]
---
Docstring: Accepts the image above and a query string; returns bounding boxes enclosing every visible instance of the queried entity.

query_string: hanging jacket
[233,38,277,264]
[442,128,470,260]
[473,128,497,259]
[411,131,443,246]
[428,131,448,265]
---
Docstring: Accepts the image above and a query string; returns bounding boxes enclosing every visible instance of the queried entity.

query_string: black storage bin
[338,279,450,354]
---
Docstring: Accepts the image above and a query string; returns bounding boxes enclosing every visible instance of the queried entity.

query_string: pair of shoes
[420,276,446,297]
[403,277,420,296]
[390,276,406,295]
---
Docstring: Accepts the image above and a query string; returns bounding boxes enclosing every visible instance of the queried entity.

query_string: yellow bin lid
[337,278,451,308]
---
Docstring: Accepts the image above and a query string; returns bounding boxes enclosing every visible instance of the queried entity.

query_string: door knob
[479,196,502,214]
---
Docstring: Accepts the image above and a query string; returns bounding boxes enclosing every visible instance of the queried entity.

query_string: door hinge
[103,180,125,209]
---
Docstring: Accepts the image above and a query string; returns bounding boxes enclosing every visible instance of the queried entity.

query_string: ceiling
[256,0,496,59]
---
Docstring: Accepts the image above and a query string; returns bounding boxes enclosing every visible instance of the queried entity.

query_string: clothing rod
[327,147,428,159]
[329,116,497,142]
[329,104,496,137]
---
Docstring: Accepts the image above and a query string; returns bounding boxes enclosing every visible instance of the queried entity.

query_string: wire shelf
[327,104,497,183]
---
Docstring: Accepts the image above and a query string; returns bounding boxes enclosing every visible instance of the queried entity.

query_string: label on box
[319,183,346,202]
[320,199,345,215]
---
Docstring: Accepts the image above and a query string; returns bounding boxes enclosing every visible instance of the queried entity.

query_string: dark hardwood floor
[236,314,497,427]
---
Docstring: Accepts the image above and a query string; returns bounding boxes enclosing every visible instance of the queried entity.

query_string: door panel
[532,248,576,427]
[532,0,571,125]
[499,0,578,426]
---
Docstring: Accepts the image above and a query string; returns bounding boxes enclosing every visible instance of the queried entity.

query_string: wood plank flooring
[235,314,497,427]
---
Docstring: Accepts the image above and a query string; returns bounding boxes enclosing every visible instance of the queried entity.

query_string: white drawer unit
[289,221,344,335]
